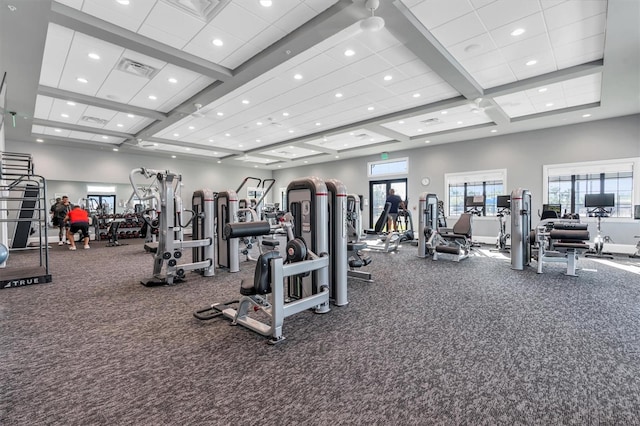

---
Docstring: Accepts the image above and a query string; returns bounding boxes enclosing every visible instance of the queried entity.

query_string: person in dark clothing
[386,188,403,232]
[53,196,72,245]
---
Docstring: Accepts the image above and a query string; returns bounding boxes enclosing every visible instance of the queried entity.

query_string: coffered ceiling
[1,0,638,169]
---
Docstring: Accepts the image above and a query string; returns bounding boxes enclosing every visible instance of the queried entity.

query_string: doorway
[369,179,407,229]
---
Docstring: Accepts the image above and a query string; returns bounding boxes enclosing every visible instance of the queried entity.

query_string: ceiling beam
[32,118,134,139]
[38,85,167,121]
[49,2,232,81]
[383,0,484,100]
[140,136,245,156]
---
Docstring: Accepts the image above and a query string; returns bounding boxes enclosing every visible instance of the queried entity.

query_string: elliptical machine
[492,195,510,253]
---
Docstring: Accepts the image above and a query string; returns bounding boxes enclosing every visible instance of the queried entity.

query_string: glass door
[369,179,407,230]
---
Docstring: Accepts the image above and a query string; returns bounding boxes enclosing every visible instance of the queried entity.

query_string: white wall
[274,114,640,248]
[5,142,275,205]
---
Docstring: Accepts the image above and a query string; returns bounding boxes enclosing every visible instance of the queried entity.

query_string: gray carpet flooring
[1,239,640,425]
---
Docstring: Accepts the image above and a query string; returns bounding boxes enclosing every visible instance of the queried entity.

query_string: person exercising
[64,205,91,250]
[386,188,403,232]
[53,196,72,245]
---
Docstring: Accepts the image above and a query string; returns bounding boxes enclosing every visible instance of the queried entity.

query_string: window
[544,158,638,218]
[445,169,507,216]
[368,158,408,177]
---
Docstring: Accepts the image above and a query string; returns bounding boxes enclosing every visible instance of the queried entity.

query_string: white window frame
[543,157,639,221]
[444,168,507,219]
[367,157,409,178]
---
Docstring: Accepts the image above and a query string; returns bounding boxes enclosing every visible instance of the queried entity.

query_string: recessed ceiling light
[217,160,222,164]
[217,112,224,116]
[304,161,308,164]
[171,155,176,158]
[383,75,392,81]
[335,155,339,159]
[490,129,497,133]
[113,148,118,151]
[188,126,195,130]
[335,93,343,98]
[36,138,43,143]
[61,113,69,118]
[417,128,423,132]
[412,93,421,98]
[582,113,592,118]
[148,95,157,100]
[398,120,404,124]
[344,49,355,57]
[173,133,179,137]
[254,165,259,168]
[294,73,303,80]
[88,53,100,60]
[7,4,17,11]
[242,99,250,104]
[315,122,321,126]
[66,101,76,106]
[257,121,263,126]
[288,130,294,133]
[289,146,295,149]
[425,140,430,144]
[168,77,177,84]
[116,0,130,5]
[260,0,272,6]
[213,151,217,155]
[526,59,537,66]
[185,148,191,151]
[77,77,88,83]
[278,165,282,168]
[282,112,289,116]
[441,110,448,114]
[538,88,548,93]
[367,106,374,111]
[238,144,243,148]
[256,139,261,143]
[510,28,525,36]
[54,129,62,132]
[153,143,158,147]
[102,136,109,139]
[212,39,223,47]
[117,123,123,127]
[225,133,231,136]
[546,102,554,107]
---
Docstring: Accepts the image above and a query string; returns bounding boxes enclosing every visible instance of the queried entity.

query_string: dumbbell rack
[95,213,152,243]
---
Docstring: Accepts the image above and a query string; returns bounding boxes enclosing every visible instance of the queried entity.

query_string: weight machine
[511,188,591,276]
[584,193,615,259]
[346,194,373,282]
[194,177,348,343]
[130,168,214,286]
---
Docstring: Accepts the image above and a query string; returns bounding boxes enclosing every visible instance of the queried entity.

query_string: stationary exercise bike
[584,193,615,260]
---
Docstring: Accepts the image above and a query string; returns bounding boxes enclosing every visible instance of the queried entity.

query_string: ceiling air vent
[161,0,223,22]
[354,133,370,140]
[420,118,443,125]
[116,58,158,79]
[81,116,109,126]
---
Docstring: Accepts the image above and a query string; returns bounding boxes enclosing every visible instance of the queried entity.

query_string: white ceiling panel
[137,1,206,49]
[380,104,494,137]
[409,0,474,29]
[543,0,607,30]
[260,145,319,160]
[475,0,542,30]
[75,0,157,33]
[305,128,392,151]
[548,14,606,47]
[39,24,73,89]
[489,13,547,48]
[430,12,486,47]
[494,73,602,118]
[500,33,552,63]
